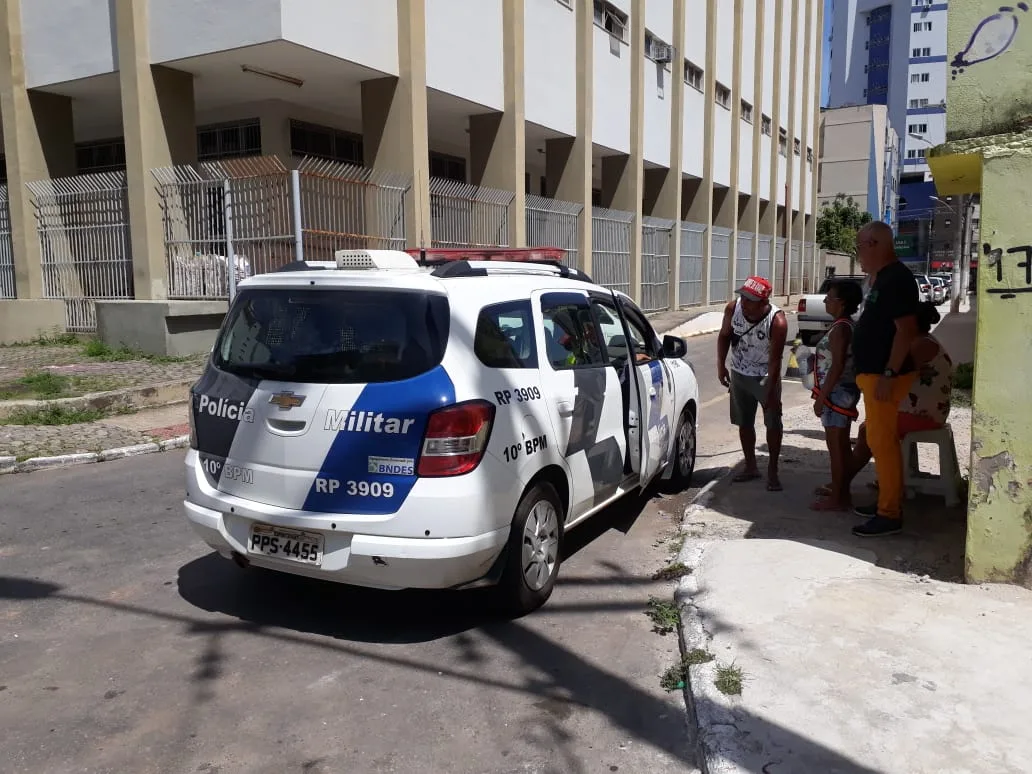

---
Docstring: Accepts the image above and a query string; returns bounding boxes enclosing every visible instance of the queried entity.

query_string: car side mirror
[661,334,687,359]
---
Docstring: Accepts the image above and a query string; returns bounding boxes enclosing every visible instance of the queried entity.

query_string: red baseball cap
[737,275,772,302]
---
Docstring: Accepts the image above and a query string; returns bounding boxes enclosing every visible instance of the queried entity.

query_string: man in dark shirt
[851,221,920,537]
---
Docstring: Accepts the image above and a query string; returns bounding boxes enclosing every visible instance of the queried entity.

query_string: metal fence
[774,238,787,295]
[27,171,132,332]
[641,216,674,313]
[591,206,633,295]
[679,221,705,307]
[429,178,514,248]
[756,235,772,282]
[154,155,411,299]
[525,194,582,269]
[789,241,803,295]
[735,231,754,288]
[297,157,409,261]
[0,186,14,299]
[801,241,813,293]
[709,226,732,303]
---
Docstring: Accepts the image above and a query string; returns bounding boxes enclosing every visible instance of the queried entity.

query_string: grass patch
[645,596,681,636]
[0,331,80,348]
[83,339,188,364]
[714,662,744,696]
[952,388,973,408]
[652,562,692,581]
[659,649,715,692]
[954,361,974,391]
[0,371,125,401]
[1,404,105,426]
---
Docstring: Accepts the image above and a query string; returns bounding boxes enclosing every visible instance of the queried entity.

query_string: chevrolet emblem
[268,391,306,411]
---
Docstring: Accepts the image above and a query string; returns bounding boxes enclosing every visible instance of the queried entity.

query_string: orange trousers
[856,372,917,519]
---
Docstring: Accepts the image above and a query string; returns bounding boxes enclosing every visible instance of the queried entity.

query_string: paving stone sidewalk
[0,342,204,386]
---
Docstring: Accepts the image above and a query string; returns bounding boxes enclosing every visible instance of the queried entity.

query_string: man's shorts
[729,370,783,430]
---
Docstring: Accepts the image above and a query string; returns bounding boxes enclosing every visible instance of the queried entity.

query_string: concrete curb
[673,462,745,774]
[0,379,194,422]
[1,435,190,475]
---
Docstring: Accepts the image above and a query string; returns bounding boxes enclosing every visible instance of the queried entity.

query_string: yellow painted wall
[966,145,1032,585]
[946,3,1032,141]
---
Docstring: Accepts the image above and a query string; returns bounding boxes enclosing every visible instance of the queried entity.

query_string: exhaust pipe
[231,551,250,569]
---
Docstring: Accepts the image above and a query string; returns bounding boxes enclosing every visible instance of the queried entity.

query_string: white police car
[183,249,700,614]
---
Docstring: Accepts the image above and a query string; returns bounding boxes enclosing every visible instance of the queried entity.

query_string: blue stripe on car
[302,365,457,514]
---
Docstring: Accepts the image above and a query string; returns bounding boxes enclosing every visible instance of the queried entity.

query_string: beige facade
[0,0,822,346]
[817,104,899,222]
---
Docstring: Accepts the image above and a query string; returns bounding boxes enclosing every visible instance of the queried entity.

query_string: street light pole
[950,194,965,312]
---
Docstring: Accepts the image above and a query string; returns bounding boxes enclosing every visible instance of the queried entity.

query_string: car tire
[498,480,564,617]
[663,409,697,492]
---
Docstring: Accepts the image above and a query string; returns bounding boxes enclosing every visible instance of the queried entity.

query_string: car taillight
[797,299,806,312]
[417,400,495,477]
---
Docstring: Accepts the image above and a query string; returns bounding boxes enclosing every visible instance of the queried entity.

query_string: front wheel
[663,410,697,492]
[498,481,564,616]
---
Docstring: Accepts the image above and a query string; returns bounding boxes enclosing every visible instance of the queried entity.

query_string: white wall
[683,88,705,179]
[739,131,753,195]
[683,1,706,74]
[779,0,792,120]
[280,0,398,76]
[645,0,674,45]
[713,108,731,187]
[23,0,117,88]
[593,27,631,153]
[525,0,576,136]
[149,0,282,64]
[759,134,772,196]
[425,0,504,109]
[761,0,776,201]
[644,60,672,167]
[715,0,734,90]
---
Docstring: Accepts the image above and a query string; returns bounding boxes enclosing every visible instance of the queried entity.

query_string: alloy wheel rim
[522,501,559,591]
[678,419,696,476]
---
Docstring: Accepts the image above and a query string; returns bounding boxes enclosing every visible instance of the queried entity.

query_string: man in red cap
[717,275,788,491]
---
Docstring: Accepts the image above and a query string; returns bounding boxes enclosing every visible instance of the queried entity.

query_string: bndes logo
[367,456,416,476]
[198,394,254,423]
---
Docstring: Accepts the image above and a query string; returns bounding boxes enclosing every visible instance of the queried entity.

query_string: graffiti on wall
[984,241,1032,298]
[952,3,1029,79]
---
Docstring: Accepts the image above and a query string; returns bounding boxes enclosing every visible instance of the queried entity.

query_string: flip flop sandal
[814,484,833,497]
[732,472,762,484]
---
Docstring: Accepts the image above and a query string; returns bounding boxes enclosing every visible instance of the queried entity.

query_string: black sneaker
[853,503,878,518]
[852,516,903,537]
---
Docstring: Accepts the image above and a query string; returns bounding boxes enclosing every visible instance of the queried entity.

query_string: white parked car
[183,250,701,614]
[796,274,867,346]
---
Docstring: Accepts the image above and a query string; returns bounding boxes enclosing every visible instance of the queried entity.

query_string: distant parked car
[928,276,947,304]
[913,274,933,304]
[796,274,867,346]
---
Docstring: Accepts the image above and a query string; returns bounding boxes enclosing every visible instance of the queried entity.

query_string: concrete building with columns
[0,0,822,352]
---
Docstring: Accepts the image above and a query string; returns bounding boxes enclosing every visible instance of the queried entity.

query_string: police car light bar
[405,247,568,267]
[334,249,420,271]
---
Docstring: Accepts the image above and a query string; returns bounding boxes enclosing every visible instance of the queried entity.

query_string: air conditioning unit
[651,42,673,63]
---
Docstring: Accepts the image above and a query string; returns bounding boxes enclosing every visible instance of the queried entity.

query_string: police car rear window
[213,288,450,384]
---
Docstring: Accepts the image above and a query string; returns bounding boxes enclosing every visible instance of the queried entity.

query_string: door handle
[648,388,657,398]
[557,401,574,416]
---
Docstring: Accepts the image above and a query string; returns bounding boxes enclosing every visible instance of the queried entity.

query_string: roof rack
[407,247,594,284]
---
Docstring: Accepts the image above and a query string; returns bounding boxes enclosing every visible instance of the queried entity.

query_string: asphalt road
[0,324,805,774]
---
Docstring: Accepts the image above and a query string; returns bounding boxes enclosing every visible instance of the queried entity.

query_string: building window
[921,47,931,56]
[715,82,731,109]
[685,60,704,91]
[910,72,930,83]
[909,98,930,108]
[593,0,627,43]
[0,154,6,184]
[793,138,801,156]
[905,148,927,159]
[806,147,813,164]
[778,129,787,157]
[197,119,262,161]
[645,31,671,63]
[908,123,928,134]
[429,151,466,182]
[75,138,127,172]
[289,120,363,165]
[761,115,772,136]
[741,100,753,123]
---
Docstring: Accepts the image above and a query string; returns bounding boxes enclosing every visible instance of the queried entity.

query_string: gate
[756,235,772,282]
[591,207,633,295]
[28,171,132,332]
[679,221,705,307]
[429,178,514,248]
[790,241,803,295]
[641,216,674,312]
[0,186,14,299]
[709,226,732,303]
[526,194,582,269]
[735,231,754,288]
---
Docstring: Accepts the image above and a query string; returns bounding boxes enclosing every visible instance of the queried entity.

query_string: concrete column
[599,0,646,303]
[259,102,292,160]
[782,0,800,294]
[764,0,785,292]
[546,0,593,275]
[748,0,766,277]
[650,0,684,311]
[700,0,719,305]
[469,0,525,247]
[116,0,196,302]
[793,0,814,294]
[807,0,823,273]
[0,0,75,312]
[728,0,746,272]
[361,0,431,247]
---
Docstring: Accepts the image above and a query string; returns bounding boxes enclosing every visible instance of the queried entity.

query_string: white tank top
[730,299,779,378]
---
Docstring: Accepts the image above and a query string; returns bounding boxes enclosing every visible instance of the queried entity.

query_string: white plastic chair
[901,426,963,507]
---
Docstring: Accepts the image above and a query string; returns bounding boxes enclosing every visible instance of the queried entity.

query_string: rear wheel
[498,481,564,616]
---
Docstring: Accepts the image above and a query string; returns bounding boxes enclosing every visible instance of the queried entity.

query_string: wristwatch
[883,368,897,378]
